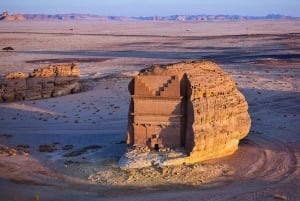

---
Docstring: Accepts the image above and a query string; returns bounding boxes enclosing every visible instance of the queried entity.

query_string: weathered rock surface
[126,61,251,165]
[0,63,80,102]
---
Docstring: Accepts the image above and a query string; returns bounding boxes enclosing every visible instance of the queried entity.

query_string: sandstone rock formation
[0,12,26,21]
[126,61,251,164]
[20,13,298,21]
[0,63,80,102]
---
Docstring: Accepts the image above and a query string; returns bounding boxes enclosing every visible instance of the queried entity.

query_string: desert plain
[0,20,299,200]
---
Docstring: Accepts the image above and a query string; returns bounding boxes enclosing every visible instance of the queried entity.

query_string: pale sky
[1,0,299,17]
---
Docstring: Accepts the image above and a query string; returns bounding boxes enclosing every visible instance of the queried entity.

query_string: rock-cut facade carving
[127,61,251,162]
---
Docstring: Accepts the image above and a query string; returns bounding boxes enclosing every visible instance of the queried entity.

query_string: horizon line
[2,11,300,18]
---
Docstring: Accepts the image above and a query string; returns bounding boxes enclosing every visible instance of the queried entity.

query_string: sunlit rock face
[0,63,80,102]
[127,61,251,163]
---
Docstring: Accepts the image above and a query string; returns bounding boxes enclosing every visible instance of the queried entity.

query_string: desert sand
[0,20,299,201]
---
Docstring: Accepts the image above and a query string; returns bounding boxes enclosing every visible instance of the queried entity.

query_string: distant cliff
[1,11,298,22]
[134,14,299,21]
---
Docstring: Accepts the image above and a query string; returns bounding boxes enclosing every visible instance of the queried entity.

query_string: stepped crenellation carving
[135,75,179,97]
[155,75,176,96]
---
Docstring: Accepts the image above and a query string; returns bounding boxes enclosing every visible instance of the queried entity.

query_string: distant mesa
[0,63,80,102]
[136,14,298,21]
[21,14,300,21]
[125,61,251,165]
[20,14,132,21]
[0,11,298,22]
[0,12,26,21]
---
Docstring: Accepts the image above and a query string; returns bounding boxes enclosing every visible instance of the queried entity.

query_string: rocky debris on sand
[0,63,80,102]
[126,60,251,166]
[88,161,230,186]
[118,147,187,169]
[0,144,30,156]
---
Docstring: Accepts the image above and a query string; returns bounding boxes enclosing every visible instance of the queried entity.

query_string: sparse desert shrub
[64,160,80,166]
[64,145,102,157]
[63,144,74,150]
[38,144,57,152]
[2,46,14,52]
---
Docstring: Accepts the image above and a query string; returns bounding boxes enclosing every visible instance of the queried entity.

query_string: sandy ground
[0,20,299,201]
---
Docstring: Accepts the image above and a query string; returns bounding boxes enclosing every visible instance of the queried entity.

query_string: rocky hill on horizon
[0,11,26,21]
[1,11,299,22]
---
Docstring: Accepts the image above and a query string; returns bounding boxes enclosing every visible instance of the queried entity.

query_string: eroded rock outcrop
[0,63,80,102]
[0,12,26,21]
[126,61,251,165]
